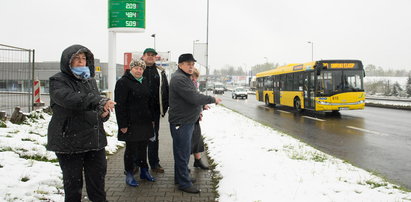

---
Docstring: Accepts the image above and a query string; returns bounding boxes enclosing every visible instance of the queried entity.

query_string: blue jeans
[170,123,194,189]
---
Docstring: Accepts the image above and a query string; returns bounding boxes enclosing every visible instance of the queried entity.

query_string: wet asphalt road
[215,92,411,189]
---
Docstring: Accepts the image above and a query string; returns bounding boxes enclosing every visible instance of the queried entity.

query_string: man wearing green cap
[141,48,169,173]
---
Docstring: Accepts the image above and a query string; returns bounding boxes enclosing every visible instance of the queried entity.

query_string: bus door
[257,77,264,101]
[304,72,315,109]
[274,75,280,104]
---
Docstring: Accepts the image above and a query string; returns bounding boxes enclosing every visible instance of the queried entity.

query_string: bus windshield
[317,70,364,96]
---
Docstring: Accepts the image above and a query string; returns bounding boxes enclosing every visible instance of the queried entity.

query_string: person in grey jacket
[47,44,115,202]
[168,53,221,194]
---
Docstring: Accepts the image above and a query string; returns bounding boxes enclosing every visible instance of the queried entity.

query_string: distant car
[213,83,225,94]
[206,83,214,91]
[232,87,248,99]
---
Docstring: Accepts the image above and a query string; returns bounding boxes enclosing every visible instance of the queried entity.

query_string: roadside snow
[0,110,122,201]
[201,105,411,202]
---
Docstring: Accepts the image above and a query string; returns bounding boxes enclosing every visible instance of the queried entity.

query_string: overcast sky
[1,0,411,71]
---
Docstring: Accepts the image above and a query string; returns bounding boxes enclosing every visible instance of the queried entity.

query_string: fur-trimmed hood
[60,44,95,78]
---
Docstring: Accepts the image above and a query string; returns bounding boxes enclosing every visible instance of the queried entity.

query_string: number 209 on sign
[126,3,137,9]
[126,21,137,27]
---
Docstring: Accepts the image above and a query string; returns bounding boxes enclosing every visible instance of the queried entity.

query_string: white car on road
[232,87,248,99]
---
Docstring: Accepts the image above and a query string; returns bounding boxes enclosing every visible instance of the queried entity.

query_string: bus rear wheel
[294,97,303,113]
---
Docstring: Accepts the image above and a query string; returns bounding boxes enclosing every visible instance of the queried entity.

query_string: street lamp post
[307,41,314,61]
[205,0,209,95]
[193,39,199,55]
[151,34,156,49]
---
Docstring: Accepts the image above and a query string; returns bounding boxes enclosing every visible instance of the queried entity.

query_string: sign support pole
[108,31,116,99]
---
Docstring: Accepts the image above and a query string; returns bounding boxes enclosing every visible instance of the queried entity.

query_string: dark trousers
[170,123,194,189]
[56,149,107,202]
[148,114,160,168]
[125,140,149,172]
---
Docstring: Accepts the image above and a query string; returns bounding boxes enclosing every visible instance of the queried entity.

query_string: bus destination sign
[324,63,356,69]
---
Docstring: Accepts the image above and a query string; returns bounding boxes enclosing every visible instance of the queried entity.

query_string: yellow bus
[256,60,365,112]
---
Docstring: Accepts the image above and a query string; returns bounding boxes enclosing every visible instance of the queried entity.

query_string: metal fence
[0,44,35,116]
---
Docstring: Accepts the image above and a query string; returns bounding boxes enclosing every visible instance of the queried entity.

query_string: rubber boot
[140,168,156,182]
[194,158,209,170]
[125,172,139,187]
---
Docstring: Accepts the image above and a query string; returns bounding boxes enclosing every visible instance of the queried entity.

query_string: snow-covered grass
[0,110,122,201]
[201,106,411,202]
[366,99,411,110]
[364,76,408,90]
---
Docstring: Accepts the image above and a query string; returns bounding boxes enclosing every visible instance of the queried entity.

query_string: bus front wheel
[294,97,303,113]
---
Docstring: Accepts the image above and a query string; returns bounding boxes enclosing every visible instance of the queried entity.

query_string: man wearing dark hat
[168,53,221,193]
[141,48,169,173]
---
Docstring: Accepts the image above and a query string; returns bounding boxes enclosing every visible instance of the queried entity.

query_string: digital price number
[125,3,137,9]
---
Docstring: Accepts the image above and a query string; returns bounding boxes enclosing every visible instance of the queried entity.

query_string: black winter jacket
[143,64,169,117]
[114,70,155,142]
[46,45,108,153]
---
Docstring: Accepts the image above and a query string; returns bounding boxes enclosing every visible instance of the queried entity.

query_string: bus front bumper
[315,100,365,111]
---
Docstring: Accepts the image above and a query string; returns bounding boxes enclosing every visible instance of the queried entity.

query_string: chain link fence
[0,44,35,116]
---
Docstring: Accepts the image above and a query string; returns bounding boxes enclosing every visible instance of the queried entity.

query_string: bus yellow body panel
[280,91,304,108]
[255,91,260,101]
[261,90,274,104]
[315,92,365,111]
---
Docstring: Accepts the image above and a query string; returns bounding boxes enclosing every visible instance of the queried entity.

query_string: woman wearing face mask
[114,59,156,187]
[47,44,116,202]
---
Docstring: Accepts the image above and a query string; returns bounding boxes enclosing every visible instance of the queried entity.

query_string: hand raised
[120,128,128,134]
[104,100,116,112]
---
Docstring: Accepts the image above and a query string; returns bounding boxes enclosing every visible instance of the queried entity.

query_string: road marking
[277,110,291,114]
[346,126,388,136]
[302,116,326,122]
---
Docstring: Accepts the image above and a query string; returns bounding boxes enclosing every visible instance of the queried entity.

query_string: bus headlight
[317,101,330,105]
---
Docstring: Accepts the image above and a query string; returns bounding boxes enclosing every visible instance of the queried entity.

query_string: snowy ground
[1,106,411,201]
[366,99,411,107]
[0,111,123,201]
[201,105,411,202]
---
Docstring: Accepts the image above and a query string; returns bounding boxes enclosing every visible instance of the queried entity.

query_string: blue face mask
[71,66,90,79]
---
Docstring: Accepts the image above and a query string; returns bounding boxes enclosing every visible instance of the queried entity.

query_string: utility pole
[151,34,156,49]
[205,0,210,95]
[307,41,314,61]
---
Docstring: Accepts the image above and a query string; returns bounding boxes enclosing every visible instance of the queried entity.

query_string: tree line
[212,63,278,76]
[366,75,411,97]
[364,64,411,97]
[365,64,411,77]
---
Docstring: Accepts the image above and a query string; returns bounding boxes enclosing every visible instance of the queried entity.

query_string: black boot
[193,158,209,170]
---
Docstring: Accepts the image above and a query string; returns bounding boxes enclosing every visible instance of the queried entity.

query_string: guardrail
[366,97,411,103]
